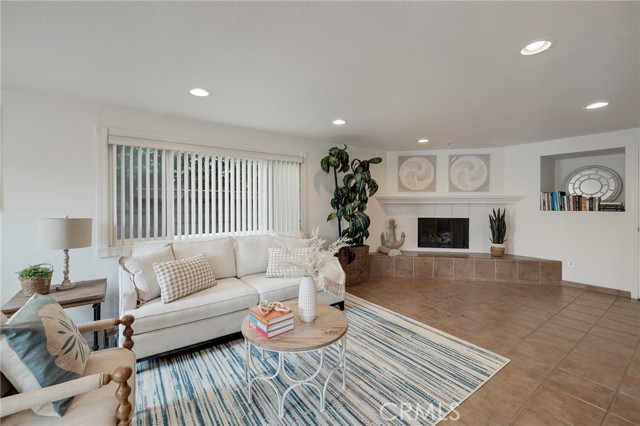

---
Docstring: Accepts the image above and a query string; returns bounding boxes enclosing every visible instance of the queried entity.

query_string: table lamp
[37,217,93,291]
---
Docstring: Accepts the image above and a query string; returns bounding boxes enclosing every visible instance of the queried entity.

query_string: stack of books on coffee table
[247,305,294,338]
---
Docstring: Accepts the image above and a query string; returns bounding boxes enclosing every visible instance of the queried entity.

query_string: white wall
[0,90,385,321]
[505,128,639,294]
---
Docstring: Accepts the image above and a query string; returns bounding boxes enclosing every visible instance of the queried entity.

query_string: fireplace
[418,218,469,249]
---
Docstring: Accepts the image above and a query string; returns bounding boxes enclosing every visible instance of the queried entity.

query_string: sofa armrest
[77,315,135,350]
[0,366,133,425]
[119,267,138,316]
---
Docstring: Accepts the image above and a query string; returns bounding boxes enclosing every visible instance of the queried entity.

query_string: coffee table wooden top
[1,279,107,317]
[241,302,348,352]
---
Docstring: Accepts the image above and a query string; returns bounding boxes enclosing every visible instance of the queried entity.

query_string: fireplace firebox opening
[418,218,469,249]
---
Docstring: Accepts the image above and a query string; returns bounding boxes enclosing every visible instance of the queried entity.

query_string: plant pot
[17,263,54,296]
[19,275,52,296]
[490,244,506,258]
[337,245,370,286]
[298,276,317,322]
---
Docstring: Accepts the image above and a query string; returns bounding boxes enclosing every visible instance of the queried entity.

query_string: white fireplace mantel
[375,195,526,205]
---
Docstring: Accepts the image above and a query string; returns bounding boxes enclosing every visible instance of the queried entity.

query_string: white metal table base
[244,334,347,418]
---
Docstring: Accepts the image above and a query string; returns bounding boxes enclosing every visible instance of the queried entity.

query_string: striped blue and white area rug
[135,295,509,426]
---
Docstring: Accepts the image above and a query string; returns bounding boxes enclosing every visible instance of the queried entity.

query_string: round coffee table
[241,303,348,418]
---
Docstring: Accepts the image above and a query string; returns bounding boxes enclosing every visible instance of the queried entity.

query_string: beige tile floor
[348,276,640,425]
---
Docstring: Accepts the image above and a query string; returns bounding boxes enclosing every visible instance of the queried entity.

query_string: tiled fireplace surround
[372,198,565,283]
[369,252,563,284]
[373,197,630,296]
[369,200,562,284]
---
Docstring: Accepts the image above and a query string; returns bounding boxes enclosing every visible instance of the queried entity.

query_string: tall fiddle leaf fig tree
[320,145,383,247]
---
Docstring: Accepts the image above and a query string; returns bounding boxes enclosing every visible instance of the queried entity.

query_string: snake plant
[489,208,507,244]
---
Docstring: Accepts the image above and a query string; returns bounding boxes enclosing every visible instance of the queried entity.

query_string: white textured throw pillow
[266,247,312,278]
[119,243,175,303]
[153,254,217,303]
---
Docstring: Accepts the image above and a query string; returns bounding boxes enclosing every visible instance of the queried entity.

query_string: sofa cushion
[0,294,90,417]
[234,234,279,278]
[281,237,313,249]
[119,244,175,303]
[154,254,217,303]
[172,236,237,279]
[0,348,136,426]
[240,273,303,302]
[124,278,259,335]
[277,231,307,239]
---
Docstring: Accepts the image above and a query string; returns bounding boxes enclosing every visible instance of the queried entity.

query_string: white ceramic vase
[298,276,317,322]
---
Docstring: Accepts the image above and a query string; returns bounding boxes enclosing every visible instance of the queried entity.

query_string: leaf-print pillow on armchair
[0,294,90,417]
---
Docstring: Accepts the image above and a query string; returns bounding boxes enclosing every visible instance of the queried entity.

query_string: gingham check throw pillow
[153,254,217,303]
[266,247,312,278]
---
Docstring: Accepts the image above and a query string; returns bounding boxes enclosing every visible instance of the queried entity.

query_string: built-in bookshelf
[539,147,625,212]
[539,192,624,211]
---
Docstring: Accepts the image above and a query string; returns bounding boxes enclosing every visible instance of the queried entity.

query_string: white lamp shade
[37,218,93,250]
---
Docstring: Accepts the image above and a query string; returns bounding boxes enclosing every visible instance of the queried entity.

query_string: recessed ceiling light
[189,88,209,97]
[418,139,429,143]
[584,101,609,110]
[332,119,347,125]
[447,142,458,146]
[520,40,552,56]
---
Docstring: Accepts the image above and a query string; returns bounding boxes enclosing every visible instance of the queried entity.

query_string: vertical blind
[111,143,301,246]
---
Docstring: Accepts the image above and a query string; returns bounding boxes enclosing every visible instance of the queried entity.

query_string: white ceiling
[2,1,639,151]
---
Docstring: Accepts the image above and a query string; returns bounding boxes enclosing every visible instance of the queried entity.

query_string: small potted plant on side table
[17,264,54,296]
[489,208,507,257]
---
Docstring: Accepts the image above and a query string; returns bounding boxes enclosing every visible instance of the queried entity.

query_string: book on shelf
[539,192,604,211]
[248,315,293,333]
[599,202,625,211]
[248,319,294,339]
[248,305,294,326]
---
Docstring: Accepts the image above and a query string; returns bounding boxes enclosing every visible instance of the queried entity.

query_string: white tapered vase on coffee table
[298,276,317,322]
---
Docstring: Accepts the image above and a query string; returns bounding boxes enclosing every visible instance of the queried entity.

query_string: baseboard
[562,280,632,298]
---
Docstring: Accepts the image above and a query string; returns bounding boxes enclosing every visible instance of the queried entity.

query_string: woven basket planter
[338,245,370,287]
[18,264,53,296]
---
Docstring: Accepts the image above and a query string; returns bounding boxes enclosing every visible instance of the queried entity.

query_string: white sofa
[119,233,345,359]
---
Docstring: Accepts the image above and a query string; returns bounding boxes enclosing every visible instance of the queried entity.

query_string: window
[104,132,302,248]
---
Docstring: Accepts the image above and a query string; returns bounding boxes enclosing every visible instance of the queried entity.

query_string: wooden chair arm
[109,366,134,426]
[0,366,133,425]
[77,315,135,350]
[0,374,103,417]
[77,318,118,333]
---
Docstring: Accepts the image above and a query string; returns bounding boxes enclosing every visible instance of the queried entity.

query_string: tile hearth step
[369,252,562,284]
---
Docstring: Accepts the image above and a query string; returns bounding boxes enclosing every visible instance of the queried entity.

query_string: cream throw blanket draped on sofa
[315,257,346,299]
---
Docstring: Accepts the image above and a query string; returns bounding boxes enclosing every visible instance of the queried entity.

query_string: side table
[1,278,108,351]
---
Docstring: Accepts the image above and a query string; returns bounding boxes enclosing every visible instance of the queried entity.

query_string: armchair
[1,315,136,426]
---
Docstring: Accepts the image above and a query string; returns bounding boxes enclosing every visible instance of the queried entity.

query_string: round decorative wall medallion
[562,165,623,201]
[449,155,488,191]
[399,157,435,190]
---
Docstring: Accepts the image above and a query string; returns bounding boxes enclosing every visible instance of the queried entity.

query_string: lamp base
[56,282,77,291]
